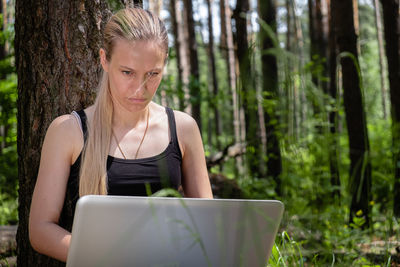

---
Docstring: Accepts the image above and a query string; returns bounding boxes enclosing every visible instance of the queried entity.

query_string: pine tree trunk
[379,0,400,217]
[220,0,244,175]
[373,0,388,119]
[219,0,228,60]
[206,0,221,149]
[327,0,340,199]
[183,0,201,131]
[233,0,261,177]
[148,0,162,16]
[331,0,372,227]
[15,0,110,265]
[258,0,282,193]
[169,0,187,111]
[121,0,143,8]
[292,0,306,139]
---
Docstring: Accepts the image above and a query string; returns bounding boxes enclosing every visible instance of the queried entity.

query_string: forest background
[0,0,399,266]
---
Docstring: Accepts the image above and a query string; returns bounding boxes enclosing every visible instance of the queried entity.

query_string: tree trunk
[220,0,244,175]
[183,0,201,131]
[257,0,282,193]
[308,0,329,121]
[292,0,306,139]
[15,0,110,265]
[373,0,388,119]
[353,0,361,55]
[233,0,262,177]
[380,0,400,217]
[331,0,372,227]
[219,0,228,60]
[169,0,188,111]
[327,0,341,199]
[148,0,162,16]
[121,0,143,8]
[206,0,221,149]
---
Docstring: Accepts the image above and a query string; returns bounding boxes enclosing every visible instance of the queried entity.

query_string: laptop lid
[66,195,284,267]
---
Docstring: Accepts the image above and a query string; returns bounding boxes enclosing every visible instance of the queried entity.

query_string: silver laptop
[66,195,284,267]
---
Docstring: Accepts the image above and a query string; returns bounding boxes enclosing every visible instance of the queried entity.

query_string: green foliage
[0,5,18,226]
[0,193,17,225]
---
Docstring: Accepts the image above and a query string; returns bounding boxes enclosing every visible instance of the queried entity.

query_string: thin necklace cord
[112,108,150,160]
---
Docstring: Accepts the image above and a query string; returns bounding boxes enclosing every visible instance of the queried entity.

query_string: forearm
[29,221,71,262]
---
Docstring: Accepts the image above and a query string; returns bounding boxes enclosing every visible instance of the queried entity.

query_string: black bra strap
[76,110,88,141]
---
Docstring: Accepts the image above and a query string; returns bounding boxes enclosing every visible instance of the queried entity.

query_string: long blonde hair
[79,8,168,196]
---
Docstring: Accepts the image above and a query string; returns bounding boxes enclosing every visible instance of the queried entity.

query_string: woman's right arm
[29,114,83,262]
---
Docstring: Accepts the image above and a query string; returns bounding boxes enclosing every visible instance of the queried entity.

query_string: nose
[131,76,148,96]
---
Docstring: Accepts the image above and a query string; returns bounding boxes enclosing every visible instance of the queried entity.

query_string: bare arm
[29,115,83,262]
[175,111,213,198]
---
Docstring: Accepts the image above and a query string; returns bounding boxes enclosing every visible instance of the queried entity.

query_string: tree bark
[148,0,162,16]
[206,0,221,149]
[121,0,143,8]
[15,0,110,265]
[308,0,329,121]
[373,0,388,119]
[327,0,340,199]
[380,0,400,217]
[183,0,201,131]
[169,0,187,111]
[233,0,262,177]
[258,0,282,193]
[331,0,372,227]
[219,0,228,60]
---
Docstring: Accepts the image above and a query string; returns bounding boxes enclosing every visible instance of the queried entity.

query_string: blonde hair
[79,8,168,196]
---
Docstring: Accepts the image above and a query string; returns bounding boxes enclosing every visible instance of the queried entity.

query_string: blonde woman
[29,8,213,263]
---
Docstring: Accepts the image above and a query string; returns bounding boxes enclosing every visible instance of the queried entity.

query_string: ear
[99,48,109,72]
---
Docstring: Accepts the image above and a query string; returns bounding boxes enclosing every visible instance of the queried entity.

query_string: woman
[29,8,213,263]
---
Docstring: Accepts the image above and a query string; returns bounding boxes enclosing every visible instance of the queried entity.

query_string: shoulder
[47,114,82,138]
[43,113,84,163]
[172,110,201,154]
[173,110,198,130]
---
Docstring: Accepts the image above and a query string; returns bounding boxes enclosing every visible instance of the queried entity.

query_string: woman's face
[100,39,166,113]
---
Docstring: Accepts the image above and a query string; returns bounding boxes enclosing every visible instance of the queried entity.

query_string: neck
[112,103,151,130]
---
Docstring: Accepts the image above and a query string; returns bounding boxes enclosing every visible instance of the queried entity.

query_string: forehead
[110,39,166,69]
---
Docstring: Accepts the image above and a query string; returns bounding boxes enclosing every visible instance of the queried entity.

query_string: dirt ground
[0,225,17,267]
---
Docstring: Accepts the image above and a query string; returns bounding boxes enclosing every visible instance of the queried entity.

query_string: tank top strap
[165,107,179,146]
[73,110,88,142]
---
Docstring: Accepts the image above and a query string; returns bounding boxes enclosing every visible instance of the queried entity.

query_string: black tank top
[58,107,182,232]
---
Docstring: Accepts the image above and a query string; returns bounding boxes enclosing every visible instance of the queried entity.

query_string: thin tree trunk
[121,0,143,8]
[221,0,244,175]
[308,0,329,121]
[292,0,306,139]
[183,0,201,131]
[169,0,184,110]
[380,0,400,217]
[353,0,361,55]
[373,0,388,119]
[219,0,228,60]
[258,0,282,193]
[234,0,262,177]
[15,0,110,265]
[327,0,341,200]
[148,0,162,16]
[206,0,221,149]
[331,0,372,228]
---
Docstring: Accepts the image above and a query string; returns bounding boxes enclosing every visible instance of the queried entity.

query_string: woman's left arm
[175,111,213,198]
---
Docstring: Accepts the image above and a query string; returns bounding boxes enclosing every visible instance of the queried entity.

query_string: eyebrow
[119,65,162,72]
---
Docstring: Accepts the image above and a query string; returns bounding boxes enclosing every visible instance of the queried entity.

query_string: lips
[128,97,146,103]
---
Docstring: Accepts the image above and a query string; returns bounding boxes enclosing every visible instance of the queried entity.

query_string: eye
[122,70,132,76]
[147,72,159,78]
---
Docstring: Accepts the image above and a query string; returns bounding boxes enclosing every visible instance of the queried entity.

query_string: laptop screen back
[66,195,284,267]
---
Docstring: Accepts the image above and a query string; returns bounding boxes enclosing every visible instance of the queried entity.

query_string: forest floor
[0,223,399,266]
[0,225,17,267]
